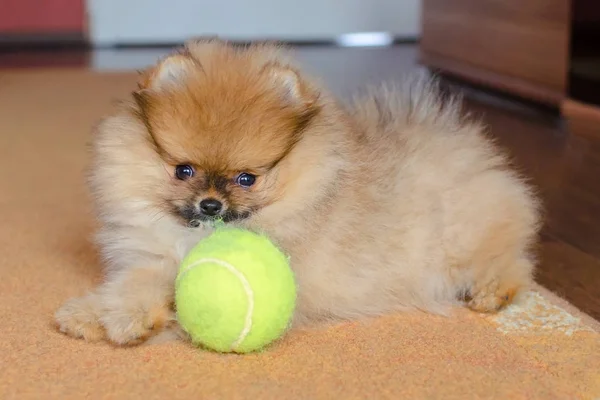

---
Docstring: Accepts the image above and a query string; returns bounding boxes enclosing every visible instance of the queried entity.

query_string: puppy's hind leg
[450,203,538,313]
[466,255,534,313]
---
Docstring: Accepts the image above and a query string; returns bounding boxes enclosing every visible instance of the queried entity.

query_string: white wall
[87,0,421,46]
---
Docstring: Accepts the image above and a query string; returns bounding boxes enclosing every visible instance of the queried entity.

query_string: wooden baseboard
[562,99,600,138]
[419,50,564,107]
[562,99,600,121]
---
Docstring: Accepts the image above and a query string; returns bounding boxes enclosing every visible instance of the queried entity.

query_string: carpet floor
[1,70,599,400]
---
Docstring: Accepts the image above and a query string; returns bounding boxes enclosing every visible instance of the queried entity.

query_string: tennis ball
[175,227,296,353]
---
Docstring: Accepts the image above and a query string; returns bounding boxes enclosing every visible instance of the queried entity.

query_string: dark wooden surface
[420,0,571,106]
[1,44,599,320]
[419,51,565,106]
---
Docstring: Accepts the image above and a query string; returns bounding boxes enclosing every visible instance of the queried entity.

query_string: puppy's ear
[261,63,321,134]
[137,54,198,91]
[262,63,319,108]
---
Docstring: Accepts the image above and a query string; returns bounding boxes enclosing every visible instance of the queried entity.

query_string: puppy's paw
[466,279,519,313]
[101,303,174,346]
[55,294,106,342]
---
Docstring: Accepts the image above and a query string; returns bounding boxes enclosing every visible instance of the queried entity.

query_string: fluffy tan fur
[55,39,540,346]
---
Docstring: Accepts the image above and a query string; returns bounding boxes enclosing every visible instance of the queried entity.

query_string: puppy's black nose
[199,198,223,216]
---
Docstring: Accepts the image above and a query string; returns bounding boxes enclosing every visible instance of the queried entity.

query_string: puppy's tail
[349,71,469,135]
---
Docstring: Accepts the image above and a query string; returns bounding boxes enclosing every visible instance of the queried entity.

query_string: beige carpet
[1,69,599,400]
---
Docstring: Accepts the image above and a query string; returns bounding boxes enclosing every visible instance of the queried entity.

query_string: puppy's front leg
[56,259,178,346]
[98,263,177,345]
[55,290,107,342]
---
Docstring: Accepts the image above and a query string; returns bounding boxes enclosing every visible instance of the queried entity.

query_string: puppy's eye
[236,173,256,187]
[175,165,194,180]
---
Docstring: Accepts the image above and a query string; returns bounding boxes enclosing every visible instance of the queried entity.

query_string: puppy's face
[133,49,320,228]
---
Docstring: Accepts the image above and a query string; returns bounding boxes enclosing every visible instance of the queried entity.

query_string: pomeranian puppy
[55,39,540,346]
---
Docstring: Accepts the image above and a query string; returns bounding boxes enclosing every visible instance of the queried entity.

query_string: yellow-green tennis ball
[175,228,296,353]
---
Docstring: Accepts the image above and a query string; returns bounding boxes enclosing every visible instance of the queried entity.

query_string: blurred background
[0,0,420,44]
[0,0,421,96]
[0,0,421,46]
[1,0,599,110]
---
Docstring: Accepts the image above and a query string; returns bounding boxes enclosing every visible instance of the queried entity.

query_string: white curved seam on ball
[178,258,254,352]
